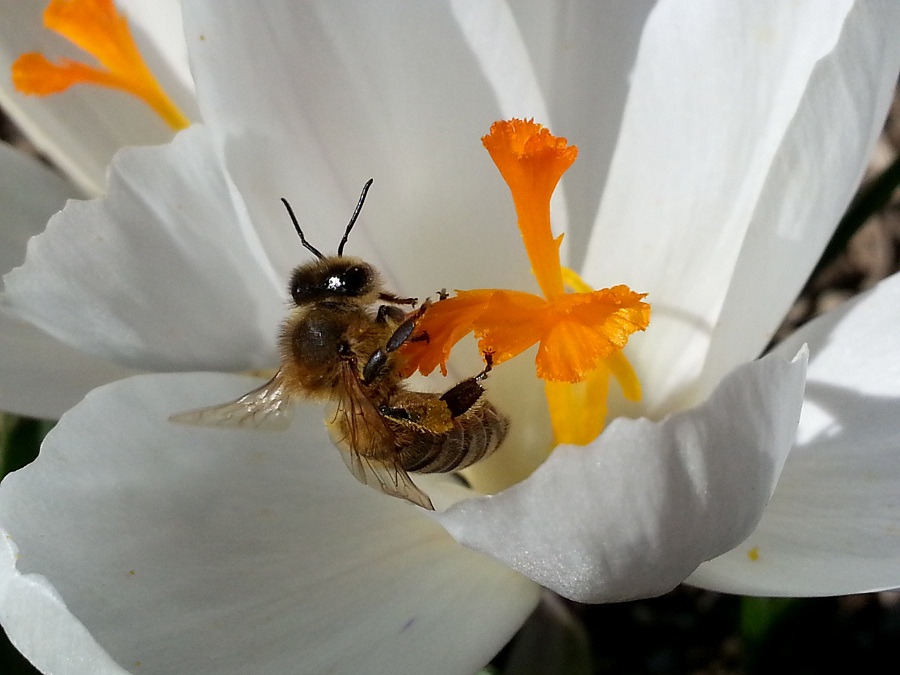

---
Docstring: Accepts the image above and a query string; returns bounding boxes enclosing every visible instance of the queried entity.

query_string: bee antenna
[281,197,324,260]
[337,178,373,257]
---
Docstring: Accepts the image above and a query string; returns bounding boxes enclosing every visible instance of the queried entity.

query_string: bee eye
[290,281,312,305]
[289,269,316,305]
[341,265,373,296]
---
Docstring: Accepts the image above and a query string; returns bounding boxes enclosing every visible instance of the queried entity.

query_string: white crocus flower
[2,1,900,673]
[0,0,195,417]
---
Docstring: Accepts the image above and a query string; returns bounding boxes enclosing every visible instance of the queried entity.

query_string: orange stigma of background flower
[401,119,650,445]
[11,0,188,131]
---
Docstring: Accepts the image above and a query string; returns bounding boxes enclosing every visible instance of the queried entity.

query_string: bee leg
[378,292,418,306]
[439,352,496,418]
[378,404,413,422]
[384,303,430,352]
[475,351,495,381]
[362,348,389,385]
[375,304,406,325]
[439,377,485,418]
[364,304,432,384]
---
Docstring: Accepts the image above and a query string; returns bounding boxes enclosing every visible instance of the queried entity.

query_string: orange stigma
[12,0,189,131]
[402,119,650,445]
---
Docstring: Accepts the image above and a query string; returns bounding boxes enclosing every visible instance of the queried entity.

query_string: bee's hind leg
[439,352,495,418]
[474,351,495,381]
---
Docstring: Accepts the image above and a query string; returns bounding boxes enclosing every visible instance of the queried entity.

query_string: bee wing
[328,365,434,510]
[169,370,294,430]
[337,446,434,511]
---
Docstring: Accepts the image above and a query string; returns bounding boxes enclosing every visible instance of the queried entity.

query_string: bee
[171,180,509,509]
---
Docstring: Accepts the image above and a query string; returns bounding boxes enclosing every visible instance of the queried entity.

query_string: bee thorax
[279,305,355,392]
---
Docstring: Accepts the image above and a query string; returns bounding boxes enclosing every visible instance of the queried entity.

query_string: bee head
[288,257,380,306]
[282,179,380,306]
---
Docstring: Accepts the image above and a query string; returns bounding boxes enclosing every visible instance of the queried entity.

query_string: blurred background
[2,85,900,674]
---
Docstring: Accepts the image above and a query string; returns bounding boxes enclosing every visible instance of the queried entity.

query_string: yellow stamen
[605,350,642,402]
[402,119,651,445]
[12,0,189,130]
[561,266,592,293]
[547,267,643,444]
[545,368,611,446]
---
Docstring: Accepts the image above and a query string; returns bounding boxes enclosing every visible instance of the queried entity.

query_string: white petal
[0,375,537,673]
[446,2,654,267]
[688,272,900,596]
[436,349,808,603]
[0,140,76,276]
[0,311,136,419]
[445,0,577,261]
[776,272,900,422]
[0,142,133,418]
[3,125,283,372]
[505,0,657,262]
[0,534,127,675]
[697,1,900,403]
[0,372,538,674]
[0,0,197,195]
[448,0,550,123]
[183,0,535,300]
[120,0,195,94]
[585,0,900,416]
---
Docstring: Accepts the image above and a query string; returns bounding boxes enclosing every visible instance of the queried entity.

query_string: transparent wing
[336,445,434,510]
[327,365,434,510]
[169,370,294,430]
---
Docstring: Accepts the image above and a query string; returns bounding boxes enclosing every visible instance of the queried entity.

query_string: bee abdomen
[400,402,509,474]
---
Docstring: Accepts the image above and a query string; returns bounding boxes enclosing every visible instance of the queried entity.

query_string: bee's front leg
[374,304,406,325]
[378,292,417,306]
[363,303,429,384]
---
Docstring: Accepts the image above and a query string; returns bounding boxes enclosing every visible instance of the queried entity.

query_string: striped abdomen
[392,399,509,474]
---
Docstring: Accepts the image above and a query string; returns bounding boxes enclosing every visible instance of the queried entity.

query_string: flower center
[11,0,189,131]
[402,119,650,451]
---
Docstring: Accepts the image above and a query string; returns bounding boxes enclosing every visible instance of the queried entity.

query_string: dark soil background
[2,85,900,674]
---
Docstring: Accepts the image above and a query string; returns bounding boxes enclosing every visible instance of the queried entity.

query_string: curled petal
[3,125,283,373]
[0,141,76,277]
[0,142,134,418]
[436,349,807,603]
[689,272,900,596]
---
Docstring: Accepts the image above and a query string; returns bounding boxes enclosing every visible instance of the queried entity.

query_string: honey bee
[171,180,509,509]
